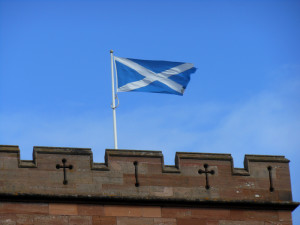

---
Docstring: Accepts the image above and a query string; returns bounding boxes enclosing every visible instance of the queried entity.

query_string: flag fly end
[114,56,196,95]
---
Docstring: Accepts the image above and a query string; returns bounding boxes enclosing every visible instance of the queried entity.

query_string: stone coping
[0,145,290,174]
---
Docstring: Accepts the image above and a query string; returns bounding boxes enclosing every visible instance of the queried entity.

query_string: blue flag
[114,56,197,95]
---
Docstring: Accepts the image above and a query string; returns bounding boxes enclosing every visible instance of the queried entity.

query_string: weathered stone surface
[153,218,176,225]
[117,217,154,225]
[0,203,296,225]
[49,203,78,215]
[92,216,116,225]
[77,204,104,216]
[103,206,161,218]
[0,145,298,225]
[33,215,69,225]
[0,203,48,215]
[68,215,92,225]
[0,145,297,208]
[177,218,206,225]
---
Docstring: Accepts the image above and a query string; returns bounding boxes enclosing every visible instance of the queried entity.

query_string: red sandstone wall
[0,146,298,224]
[0,146,294,203]
[0,202,293,225]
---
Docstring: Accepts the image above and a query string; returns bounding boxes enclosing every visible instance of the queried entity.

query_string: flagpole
[110,50,118,149]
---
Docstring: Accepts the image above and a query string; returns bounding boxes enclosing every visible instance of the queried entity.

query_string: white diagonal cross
[115,57,194,94]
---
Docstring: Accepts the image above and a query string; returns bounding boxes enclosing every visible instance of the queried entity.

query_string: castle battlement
[0,145,298,212]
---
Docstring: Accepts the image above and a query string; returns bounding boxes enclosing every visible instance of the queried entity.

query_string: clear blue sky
[1,0,299,220]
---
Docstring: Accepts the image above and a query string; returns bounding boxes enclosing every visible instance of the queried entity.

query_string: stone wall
[0,145,298,225]
[0,203,294,225]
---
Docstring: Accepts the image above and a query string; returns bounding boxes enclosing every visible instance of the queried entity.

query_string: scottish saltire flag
[114,57,197,95]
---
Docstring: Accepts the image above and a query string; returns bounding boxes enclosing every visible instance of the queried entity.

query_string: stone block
[220,221,264,225]
[245,210,279,221]
[192,209,230,219]
[0,203,48,215]
[177,218,206,225]
[141,207,161,218]
[77,204,104,216]
[49,203,78,216]
[33,215,69,225]
[278,211,292,222]
[92,216,116,225]
[117,217,154,225]
[161,207,192,218]
[265,222,292,225]
[16,214,34,224]
[104,206,161,218]
[68,216,92,225]
[206,221,219,225]
[0,215,17,225]
[152,187,173,197]
[153,218,176,225]
[230,209,278,221]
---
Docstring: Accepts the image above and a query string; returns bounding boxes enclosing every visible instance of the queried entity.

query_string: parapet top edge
[176,152,232,160]
[106,148,162,153]
[0,145,291,165]
[33,146,92,155]
[245,154,290,163]
[0,145,19,147]
[0,145,20,152]
[33,146,92,150]
[106,149,163,157]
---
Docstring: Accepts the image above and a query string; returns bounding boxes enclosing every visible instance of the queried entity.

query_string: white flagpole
[110,50,118,149]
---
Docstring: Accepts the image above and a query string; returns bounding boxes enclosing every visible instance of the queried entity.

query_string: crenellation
[0,145,298,213]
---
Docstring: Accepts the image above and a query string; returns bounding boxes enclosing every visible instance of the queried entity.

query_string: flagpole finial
[110,50,114,53]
